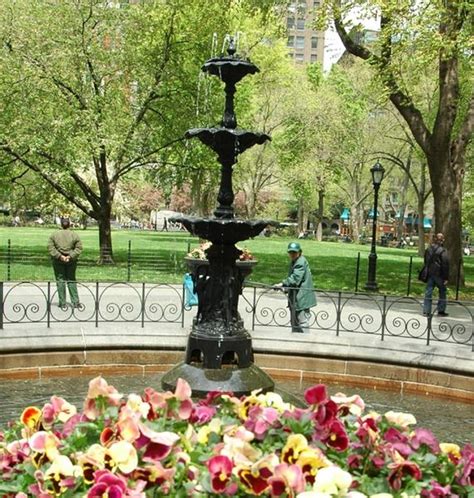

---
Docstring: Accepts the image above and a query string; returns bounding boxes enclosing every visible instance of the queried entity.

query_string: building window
[311,36,318,49]
[295,36,305,49]
[310,54,317,62]
[287,35,295,47]
[296,18,305,30]
[295,53,305,62]
[287,17,295,29]
[313,0,320,6]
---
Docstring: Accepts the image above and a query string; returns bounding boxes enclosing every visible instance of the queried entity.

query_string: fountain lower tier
[161,219,275,395]
[170,215,274,245]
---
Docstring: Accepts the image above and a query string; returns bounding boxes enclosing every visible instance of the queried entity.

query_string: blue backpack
[183,273,198,307]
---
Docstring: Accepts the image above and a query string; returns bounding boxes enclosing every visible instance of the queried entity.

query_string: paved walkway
[1,282,472,375]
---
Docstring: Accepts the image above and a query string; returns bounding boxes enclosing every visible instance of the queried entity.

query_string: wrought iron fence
[242,285,473,350]
[1,281,472,351]
[0,281,185,328]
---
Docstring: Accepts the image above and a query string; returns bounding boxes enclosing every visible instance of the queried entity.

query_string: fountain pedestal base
[161,362,274,397]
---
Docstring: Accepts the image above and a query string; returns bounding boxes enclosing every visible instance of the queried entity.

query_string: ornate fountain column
[162,38,275,396]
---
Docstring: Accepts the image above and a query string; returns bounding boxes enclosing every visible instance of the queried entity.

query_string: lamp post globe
[365,161,385,291]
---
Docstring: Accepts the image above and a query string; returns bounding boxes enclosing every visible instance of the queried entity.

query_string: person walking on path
[274,241,317,333]
[48,217,83,308]
[423,233,449,317]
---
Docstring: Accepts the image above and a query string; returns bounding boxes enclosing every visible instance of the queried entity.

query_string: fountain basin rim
[185,127,271,141]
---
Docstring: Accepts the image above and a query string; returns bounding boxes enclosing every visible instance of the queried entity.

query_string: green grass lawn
[1,226,472,299]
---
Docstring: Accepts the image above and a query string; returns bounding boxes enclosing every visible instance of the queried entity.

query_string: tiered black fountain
[161,38,275,396]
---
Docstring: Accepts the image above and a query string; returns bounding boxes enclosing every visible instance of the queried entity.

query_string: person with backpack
[422,233,449,317]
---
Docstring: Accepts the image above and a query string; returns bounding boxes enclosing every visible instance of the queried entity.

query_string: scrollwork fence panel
[1,281,473,350]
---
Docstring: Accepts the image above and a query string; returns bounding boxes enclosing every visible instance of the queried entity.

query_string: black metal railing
[242,284,473,350]
[1,281,472,351]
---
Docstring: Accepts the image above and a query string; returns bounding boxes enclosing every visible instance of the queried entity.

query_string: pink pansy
[321,419,349,451]
[458,444,474,486]
[1,439,30,477]
[42,396,77,426]
[190,404,216,424]
[87,469,128,498]
[29,430,61,461]
[207,454,237,495]
[117,404,143,442]
[383,427,412,457]
[387,460,422,490]
[245,405,280,439]
[61,412,87,437]
[420,480,456,497]
[331,393,365,417]
[355,417,379,446]
[410,427,440,453]
[304,385,328,405]
[83,376,122,420]
[314,399,338,428]
[139,425,180,462]
[173,378,194,420]
[268,463,305,497]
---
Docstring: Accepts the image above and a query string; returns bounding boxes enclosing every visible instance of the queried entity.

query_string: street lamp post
[365,161,385,291]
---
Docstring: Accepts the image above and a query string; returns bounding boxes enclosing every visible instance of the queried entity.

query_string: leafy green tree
[0,0,230,262]
[320,0,474,283]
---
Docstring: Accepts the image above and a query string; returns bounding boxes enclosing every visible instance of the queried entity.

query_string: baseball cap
[287,241,301,252]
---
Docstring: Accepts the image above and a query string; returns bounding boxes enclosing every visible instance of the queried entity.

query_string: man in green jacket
[274,241,317,333]
[48,217,83,308]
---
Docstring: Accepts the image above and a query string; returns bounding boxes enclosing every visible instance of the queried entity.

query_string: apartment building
[286,0,324,64]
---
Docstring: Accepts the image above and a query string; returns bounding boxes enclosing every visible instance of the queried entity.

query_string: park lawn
[0,226,472,299]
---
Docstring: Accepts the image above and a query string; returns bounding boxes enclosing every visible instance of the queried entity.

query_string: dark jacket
[48,229,83,261]
[282,255,317,311]
[424,243,449,281]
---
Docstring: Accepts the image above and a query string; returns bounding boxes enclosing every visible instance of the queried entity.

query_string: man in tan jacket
[48,217,83,308]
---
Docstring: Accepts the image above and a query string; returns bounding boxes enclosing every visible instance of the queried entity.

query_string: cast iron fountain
[161,38,275,396]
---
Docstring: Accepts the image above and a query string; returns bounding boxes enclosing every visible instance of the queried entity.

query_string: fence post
[336,291,342,336]
[455,258,461,301]
[252,286,257,331]
[95,282,99,327]
[407,256,413,297]
[0,281,3,330]
[355,252,360,292]
[381,295,386,341]
[127,240,132,282]
[426,315,431,346]
[47,282,51,328]
[7,239,11,281]
[181,282,185,328]
[141,282,145,328]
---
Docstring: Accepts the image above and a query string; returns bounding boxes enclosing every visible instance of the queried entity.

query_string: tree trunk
[417,197,426,257]
[97,209,114,264]
[297,199,305,233]
[350,205,360,242]
[428,154,464,286]
[315,190,324,241]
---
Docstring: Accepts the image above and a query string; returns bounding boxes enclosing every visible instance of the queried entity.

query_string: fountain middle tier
[186,127,270,160]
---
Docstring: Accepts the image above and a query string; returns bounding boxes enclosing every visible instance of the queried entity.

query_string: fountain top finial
[227,36,236,57]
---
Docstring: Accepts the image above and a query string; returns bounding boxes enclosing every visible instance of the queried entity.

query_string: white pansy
[384,411,417,427]
[313,466,352,495]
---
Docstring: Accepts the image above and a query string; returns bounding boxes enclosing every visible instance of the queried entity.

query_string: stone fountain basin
[169,215,275,245]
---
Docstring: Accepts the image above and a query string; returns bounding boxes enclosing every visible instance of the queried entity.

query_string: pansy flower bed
[0,377,472,497]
